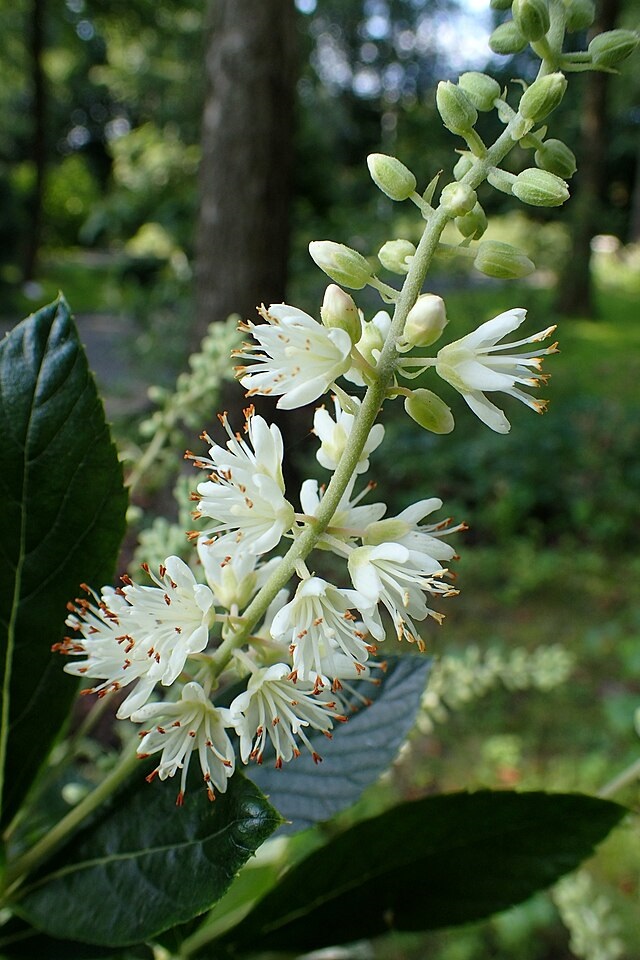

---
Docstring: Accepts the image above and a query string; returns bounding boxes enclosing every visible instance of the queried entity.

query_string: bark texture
[194,0,297,342]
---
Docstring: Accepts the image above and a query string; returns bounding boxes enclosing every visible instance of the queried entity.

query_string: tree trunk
[23,0,46,282]
[194,0,297,341]
[555,0,620,316]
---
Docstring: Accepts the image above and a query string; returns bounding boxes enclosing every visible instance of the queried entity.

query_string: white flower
[344,309,391,386]
[57,558,214,718]
[314,395,385,474]
[192,410,295,555]
[132,682,235,805]
[270,577,375,683]
[300,477,386,553]
[228,663,347,765]
[234,303,353,409]
[197,537,281,612]
[435,308,558,434]
[348,542,457,647]
[365,498,464,564]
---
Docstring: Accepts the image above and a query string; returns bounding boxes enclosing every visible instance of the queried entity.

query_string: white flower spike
[234,303,353,409]
[435,308,558,433]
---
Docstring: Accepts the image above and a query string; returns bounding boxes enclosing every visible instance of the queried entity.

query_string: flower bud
[519,72,567,122]
[453,153,474,181]
[474,240,535,279]
[512,0,550,42]
[402,294,448,348]
[534,138,577,179]
[490,0,513,8]
[565,0,595,31]
[320,284,361,344]
[512,168,570,206]
[455,202,488,240]
[440,182,477,217]
[309,240,373,290]
[588,29,639,68]
[367,153,417,201]
[436,81,478,136]
[404,389,455,435]
[458,72,501,111]
[378,239,416,275]
[489,20,528,55]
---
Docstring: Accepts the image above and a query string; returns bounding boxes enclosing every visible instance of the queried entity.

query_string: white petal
[463,390,511,434]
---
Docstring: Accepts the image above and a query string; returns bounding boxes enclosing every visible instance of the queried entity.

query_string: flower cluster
[55,107,561,803]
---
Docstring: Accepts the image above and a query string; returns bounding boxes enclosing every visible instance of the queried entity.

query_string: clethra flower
[364,498,464,565]
[228,663,347,766]
[190,409,295,555]
[270,577,375,683]
[314,394,385,474]
[234,303,353,409]
[348,542,458,648]
[300,476,386,553]
[56,557,215,718]
[435,308,558,434]
[132,682,235,805]
[197,537,281,612]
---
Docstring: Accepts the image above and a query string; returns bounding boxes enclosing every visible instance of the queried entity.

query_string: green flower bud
[458,72,501,111]
[512,168,570,206]
[512,0,550,42]
[453,153,474,181]
[588,29,639,68]
[402,294,448,348]
[404,389,455,435]
[367,153,417,201]
[519,72,567,122]
[455,202,488,240]
[490,0,513,10]
[440,181,477,217]
[436,81,478,136]
[378,239,416,275]
[320,284,361,344]
[309,240,373,289]
[565,0,595,32]
[534,138,577,179]
[474,240,535,279]
[489,20,528,55]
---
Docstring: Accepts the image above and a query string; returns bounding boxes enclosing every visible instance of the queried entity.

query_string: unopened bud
[588,29,639,68]
[455,202,488,240]
[367,153,417,201]
[453,153,474,181]
[357,311,390,367]
[489,20,528,55]
[512,0,550,42]
[378,239,416,275]
[436,81,478,136]
[320,285,361,344]
[440,182,477,217]
[309,241,373,290]
[402,294,448,348]
[534,139,577,179]
[404,389,455,435]
[565,0,595,31]
[519,72,567,122]
[458,72,501,111]
[474,240,535,279]
[512,168,569,206]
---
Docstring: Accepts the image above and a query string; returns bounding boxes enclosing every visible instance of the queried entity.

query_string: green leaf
[250,655,431,833]
[0,297,127,828]
[0,915,151,959]
[13,770,283,947]
[220,790,625,954]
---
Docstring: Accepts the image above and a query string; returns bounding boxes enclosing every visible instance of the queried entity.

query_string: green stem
[2,743,140,896]
[598,756,640,799]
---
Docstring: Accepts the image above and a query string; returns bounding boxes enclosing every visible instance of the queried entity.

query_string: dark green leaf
[250,654,431,833]
[0,297,127,828]
[221,790,625,954]
[14,769,283,947]
[0,914,151,959]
